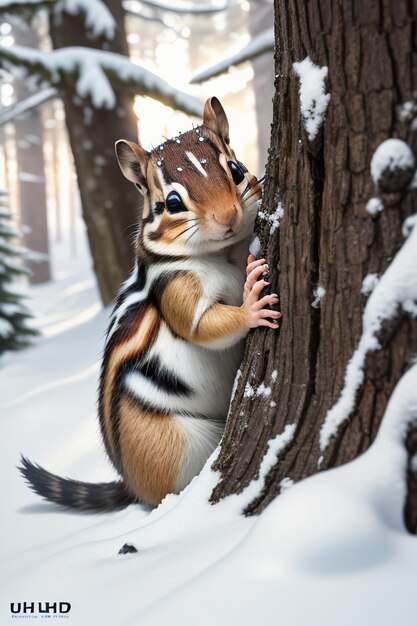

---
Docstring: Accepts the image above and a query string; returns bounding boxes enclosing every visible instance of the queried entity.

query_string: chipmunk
[20,97,280,511]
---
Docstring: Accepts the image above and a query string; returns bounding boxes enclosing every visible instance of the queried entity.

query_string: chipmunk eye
[228,161,245,185]
[165,191,187,214]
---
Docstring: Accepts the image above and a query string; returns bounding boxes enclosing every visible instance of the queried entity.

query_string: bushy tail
[19,456,136,513]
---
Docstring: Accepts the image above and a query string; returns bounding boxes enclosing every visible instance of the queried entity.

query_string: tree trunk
[49,104,63,243]
[13,24,51,284]
[49,0,141,304]
[211,0,417,527]
[248,0,274,171]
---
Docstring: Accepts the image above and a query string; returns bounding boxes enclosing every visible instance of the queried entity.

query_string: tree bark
[49,0,141,305]
[211,0,417,526]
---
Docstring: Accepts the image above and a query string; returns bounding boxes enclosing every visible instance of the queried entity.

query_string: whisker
[158,218,200,238]
[143,217,200,256]
[170,223,199,243]
[241,178,264,201]
[241,186,263,206]
[241,183,251,197]
[163,218,190,233]
[184,225,199,245]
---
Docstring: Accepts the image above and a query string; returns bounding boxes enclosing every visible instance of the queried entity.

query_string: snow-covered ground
[1,232,417,626]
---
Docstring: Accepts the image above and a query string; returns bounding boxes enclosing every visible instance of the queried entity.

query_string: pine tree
[0,194,38,355]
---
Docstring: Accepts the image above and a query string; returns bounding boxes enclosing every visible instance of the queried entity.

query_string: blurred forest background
[0,0,274,354]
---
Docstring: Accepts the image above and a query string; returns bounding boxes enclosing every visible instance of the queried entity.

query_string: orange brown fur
[150,130,237,208]
[148,214,191,245]
[160,273,247,345]
[193,304,247,345]
[101,306,160,461]
[118,394,187,505]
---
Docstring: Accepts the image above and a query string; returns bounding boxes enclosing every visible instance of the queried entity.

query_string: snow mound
[139,365,417,626]
[2,227,417,626]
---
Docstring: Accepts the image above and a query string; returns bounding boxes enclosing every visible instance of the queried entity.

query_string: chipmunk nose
[212,205,238,228]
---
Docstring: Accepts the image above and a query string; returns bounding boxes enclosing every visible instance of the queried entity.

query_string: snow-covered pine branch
[0,45,203,116]
[0,0,116,40]
[122,1,188,37]
[129,0,236,16]
[0,87,57,127]
[0,0,52,9]
[191,27,273,84]
[55,0,116,40]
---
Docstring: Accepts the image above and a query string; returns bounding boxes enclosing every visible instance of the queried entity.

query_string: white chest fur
[195,253,245,307]
[125,250,246,420]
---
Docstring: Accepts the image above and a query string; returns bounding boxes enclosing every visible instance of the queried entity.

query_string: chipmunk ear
[203,96,230,145]
[115,139,149,193]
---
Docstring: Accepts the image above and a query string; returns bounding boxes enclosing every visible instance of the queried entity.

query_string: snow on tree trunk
[49,0,141,305]
[211,0,417,530]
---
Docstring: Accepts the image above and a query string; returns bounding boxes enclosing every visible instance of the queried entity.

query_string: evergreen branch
[0,0,53,12]
[0,86,57,126]
[0,45,203,117]
[127,0,237,15]
[0,0,116,40]
[0,204,39,353]
[191,27,274,84]
[123,2,187,37]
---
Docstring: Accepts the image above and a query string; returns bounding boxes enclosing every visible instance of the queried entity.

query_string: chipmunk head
[115,97,261,257]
